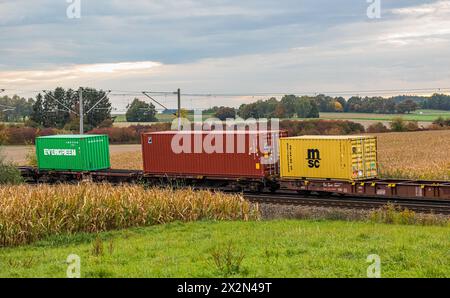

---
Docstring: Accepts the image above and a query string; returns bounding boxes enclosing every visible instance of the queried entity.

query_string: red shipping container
[141,130,287,178]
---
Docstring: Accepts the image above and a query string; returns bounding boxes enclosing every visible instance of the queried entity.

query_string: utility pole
[177,88,181,130]
[143,89,182,130]
[79,87,84,135]
[43,88,110,135]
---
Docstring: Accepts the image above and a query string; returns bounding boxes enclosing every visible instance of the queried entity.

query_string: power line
[142,92,172,112]
[42,88,112,134]
[2,86,450,98]
[42,90,78,115]
[182,87,450,97]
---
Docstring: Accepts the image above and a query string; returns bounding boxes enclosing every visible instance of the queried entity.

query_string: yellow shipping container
[280,136,378,181]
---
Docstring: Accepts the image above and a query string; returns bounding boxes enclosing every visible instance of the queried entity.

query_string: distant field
[111,110,450,128]
[0,220,448,278]
[373,130,450,180]
[109,130,450,180]
[2,130,449,180]
[320,110,450,122]
[0,145,141,166]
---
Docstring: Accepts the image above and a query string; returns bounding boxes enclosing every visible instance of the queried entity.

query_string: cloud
[390,0,450,16]
[0,0,449,110]
[379,0,450,46]
[0,61,161,83]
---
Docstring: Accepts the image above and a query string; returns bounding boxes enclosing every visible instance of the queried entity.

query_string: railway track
[244,192,450,215]
[17,166,450,214]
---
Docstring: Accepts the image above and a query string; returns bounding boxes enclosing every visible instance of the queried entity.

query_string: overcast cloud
[0,0,449,110]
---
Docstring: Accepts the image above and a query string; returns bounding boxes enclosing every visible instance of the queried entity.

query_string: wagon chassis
[18,166,450,201]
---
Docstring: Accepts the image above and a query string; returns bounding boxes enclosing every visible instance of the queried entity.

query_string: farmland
[110,110,450,129]
[107,130,450,180]
[2,130,449,180]
[0,130,449,278]
[320,110,450,122]
[373,130,450,180]
[0,220,448,278]
[0,184,255,247]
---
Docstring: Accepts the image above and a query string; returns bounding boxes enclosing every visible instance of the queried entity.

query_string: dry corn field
[0,184,258,247]
[373,130,450,180]
[111,151,143,170]
[110,130,450,180]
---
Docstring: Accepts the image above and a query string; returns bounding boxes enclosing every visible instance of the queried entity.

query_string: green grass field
[111,110,450,127]
[319,110,450,122]
[1,220,448,278]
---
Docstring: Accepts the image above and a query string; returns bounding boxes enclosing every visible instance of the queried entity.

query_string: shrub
[390,117,407,132]
[3,127,37,144]
[0,129,8,145]
[98,119,114,128]
[89,127,138,144]
[209,242,246,277]
[89,123,172,144]
[367,122,389,133]
[369,204,449,226]
[432,117,450,127]
[24,120,42,129]
[279,120,365,136]
[37,128,62,137]
[26,146,37,167]
[405,121,420,131]
[0,151,22,185]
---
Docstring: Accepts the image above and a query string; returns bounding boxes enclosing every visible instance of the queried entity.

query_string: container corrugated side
[141,131,287,178]
[36,135,110,171]
[280,136,377,180]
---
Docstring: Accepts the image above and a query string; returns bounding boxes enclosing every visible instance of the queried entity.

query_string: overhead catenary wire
[182,87,450,97]
[2,86,450,98]
[142,92,172,112]
[42,90,79,115]
[85,90,111,114]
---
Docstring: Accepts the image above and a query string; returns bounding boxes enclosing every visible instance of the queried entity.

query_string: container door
[351,139,363,179]
[365,138,378,178]
[351,138,377,179]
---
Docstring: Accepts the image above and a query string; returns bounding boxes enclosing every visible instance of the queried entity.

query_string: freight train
[18,131,450,200]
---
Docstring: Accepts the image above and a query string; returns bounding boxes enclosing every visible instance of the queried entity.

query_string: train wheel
[269,184,280,193]
[249,183,264,193]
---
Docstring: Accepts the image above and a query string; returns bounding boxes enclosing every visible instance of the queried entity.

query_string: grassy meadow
[0,220,448,278]
[319,110,450,122]
[112,109,450,125]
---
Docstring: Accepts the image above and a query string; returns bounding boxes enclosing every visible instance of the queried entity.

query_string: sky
[1,0,450,112]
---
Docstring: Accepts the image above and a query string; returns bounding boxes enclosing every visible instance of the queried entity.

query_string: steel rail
[244,193,450,215]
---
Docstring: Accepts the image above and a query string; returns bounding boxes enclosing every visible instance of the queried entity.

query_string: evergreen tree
[30,94,45,126]
[125,98,158,122]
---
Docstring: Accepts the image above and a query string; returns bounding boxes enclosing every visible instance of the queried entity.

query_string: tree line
[29,87,112,132]
[205,93,450,119]
[2,91,450,125]
[0,95,34,122]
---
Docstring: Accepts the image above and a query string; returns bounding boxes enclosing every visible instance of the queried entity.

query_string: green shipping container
[36,135,110,171]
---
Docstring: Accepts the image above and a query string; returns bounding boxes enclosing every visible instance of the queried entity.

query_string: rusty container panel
[141,130,287,178]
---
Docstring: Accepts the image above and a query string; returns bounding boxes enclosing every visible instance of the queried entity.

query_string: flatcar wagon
[141,130,287,192]
[17,131,450,200]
